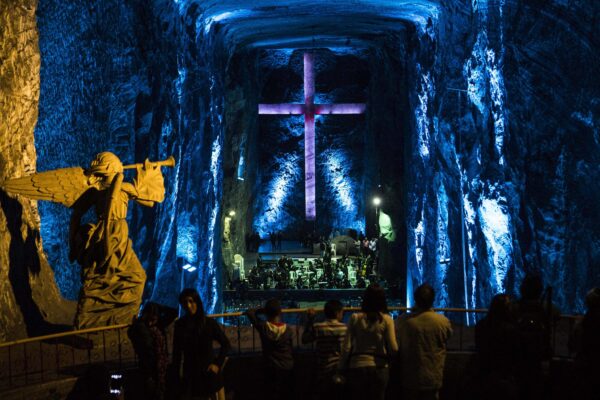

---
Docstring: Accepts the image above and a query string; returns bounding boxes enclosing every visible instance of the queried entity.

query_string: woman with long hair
[339,283,398,400]
[128,302,177,400]
[172,288,231,400]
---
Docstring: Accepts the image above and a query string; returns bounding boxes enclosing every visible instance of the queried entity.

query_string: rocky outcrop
[0,0,74,341]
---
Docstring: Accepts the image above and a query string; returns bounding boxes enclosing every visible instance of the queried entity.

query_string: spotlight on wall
[229,210,236,217]
[182,263,197,273]
[372,197,382,207]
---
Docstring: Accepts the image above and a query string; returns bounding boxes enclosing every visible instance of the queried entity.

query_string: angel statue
[1,152,175,329]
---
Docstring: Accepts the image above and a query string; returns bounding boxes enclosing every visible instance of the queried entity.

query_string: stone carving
[1,152,175,329]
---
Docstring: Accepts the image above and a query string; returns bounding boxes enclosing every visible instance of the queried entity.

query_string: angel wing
[0,167,91,208]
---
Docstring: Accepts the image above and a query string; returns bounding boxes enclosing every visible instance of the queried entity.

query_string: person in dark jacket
[128,302,177,400]
[474,294,520,400]
[512,274,559,400]
[569,287,600,399]
[245,298,294,400]
[172,288,231,400]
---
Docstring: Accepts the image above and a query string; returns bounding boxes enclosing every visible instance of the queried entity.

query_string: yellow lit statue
[1,152,175,329]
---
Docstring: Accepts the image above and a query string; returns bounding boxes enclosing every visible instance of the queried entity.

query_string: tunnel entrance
[220,44,411,307]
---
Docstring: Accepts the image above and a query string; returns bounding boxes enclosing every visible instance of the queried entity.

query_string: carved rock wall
[0,0,74,341]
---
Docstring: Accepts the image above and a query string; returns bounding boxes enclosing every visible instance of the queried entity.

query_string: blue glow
[414,205,426,282]
[464,32,489,116]
[321,149,365,233]
[176,63,186,102]
[436,181,450,308]
[205,126,223,314]
[204,11,236,34]
[487,48,507,165]
[415,67,432,159]
[479,192,513,293]
[463,191,478,309]
[152,147,182,303]
[237,132,247,181]
[176,212,199,264]
[254,153,302,237]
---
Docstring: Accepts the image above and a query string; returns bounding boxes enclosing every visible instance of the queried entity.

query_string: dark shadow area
[1,191,72,338]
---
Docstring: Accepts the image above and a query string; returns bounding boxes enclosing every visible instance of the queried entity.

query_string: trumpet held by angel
[1,152,175,329]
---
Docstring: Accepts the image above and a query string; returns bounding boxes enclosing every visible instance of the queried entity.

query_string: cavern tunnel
[1,0,599,342]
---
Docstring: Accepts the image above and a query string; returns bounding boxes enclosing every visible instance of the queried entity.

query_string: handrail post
[252,322,256,353]
[8,345,12,387]
[102,331,107,363]
[40,341,44,383]
[118,328,123,369]
[24,343,28,385]
[459,313,464,351]
[87,333,92,365]
[296,313,301,349]
[55,342,60,382]
[237,316,241,355]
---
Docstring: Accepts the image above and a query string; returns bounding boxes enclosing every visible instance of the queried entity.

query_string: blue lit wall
[35,0,228,312]
[35,0,145,299]
[405,0,600,314]
[30,0,600,317]
[254,49,369,237]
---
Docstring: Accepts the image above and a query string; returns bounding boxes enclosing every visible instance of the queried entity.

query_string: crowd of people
[242,254,380,290]
[467,274,598,400]
[120,276,600,400]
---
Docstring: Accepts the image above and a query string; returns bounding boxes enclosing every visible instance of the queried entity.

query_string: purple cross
[259,53,366,221]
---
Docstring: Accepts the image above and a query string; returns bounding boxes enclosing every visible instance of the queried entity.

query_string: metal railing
[0,308,581,392]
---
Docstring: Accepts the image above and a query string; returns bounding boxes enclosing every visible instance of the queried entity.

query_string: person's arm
[443,316,453,342]
[208,319,231,372]
[384,314,399,356]
[244,308,266,335]
[301,308,317,344]
[338,314,354,370]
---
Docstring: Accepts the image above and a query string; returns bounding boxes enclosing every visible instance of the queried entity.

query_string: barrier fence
[0,308,581,392]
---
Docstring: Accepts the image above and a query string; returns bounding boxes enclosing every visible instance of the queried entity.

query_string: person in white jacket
[397,283,452,400]
[339,284,398,400]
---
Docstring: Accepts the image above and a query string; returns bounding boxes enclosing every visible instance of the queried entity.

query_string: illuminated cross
[259,53,366,221]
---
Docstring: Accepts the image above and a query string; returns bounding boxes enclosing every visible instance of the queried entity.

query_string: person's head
[140,302,160,326]
[264,298,282,321]
[362,284,388,321]
[520,273,544,300]
[488,294,513,321]
[324,299,344,321]
[585,288,600,312]
[414,283,435,310]
[178,288,205,319]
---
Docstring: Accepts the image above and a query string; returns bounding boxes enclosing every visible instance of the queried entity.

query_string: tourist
[172,288,231,400]
[338,284,398,400]
[473,294,519,400]
[569,287,600,399]
[245,299,295,400]
[302,300,347,399]
[397,283,452,400]
[128,302,177,400]
[512,273,558,400]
